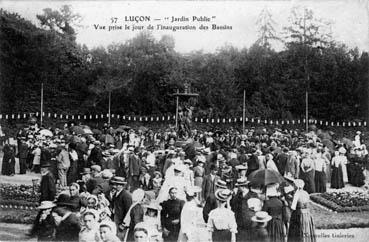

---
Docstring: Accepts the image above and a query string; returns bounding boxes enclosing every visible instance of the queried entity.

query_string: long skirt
[314,171,327,193]
[287,208,316,242]
[212,229,231,242]
[331,165,344,189]
[267,218,286,242]
[300,170,315,194]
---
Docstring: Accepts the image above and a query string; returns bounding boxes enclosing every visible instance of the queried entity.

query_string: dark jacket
[202,193,217,223]
[275,152,289,176]
[128,154,141,177]
[112,189,132,226]
[54,213,80,242]
[30,212,55,241]
[202,174,220,200]
[40,172,56,202]
[86,176,104,194]
[92,179,111,195]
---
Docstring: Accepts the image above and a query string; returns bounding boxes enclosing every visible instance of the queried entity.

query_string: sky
[1,0,368,53]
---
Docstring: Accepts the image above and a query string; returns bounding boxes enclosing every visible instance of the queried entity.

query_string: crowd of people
[1,120,368,242]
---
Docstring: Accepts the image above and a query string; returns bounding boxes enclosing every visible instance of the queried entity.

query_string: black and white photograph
[0,0,369,241]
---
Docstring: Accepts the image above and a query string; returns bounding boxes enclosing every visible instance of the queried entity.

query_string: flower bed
[0,183,40,203]
[311,191,369,212]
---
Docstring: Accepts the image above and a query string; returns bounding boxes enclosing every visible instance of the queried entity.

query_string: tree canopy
[1,6,368,122]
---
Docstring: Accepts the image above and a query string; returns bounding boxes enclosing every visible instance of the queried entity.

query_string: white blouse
[207,207,237,233]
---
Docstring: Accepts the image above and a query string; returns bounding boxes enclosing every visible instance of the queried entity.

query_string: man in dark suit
[160,187,185,242]
[52,206,80,241]
[202,179,228,223]
[247,148,260,176]
[202,164,220,201]
[40,163,56,202]
[128,147,142,192]
[87,141,103,167]
[275,147,289,176]
[110,176,132,240]
[17,138,28,174]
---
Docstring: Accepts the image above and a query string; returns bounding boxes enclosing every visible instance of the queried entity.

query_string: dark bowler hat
[41,163,51,168]
[110,176,127,185]
[80,168,91,175]
[55,193,75,209]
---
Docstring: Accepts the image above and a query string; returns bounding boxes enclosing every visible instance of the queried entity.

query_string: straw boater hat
[183,159,192,165]
[37,201,56,210]
[214,179,227,189]
[338,147,346,154]
[173,164,186,173]
[101,169,113,179]
[145,202,162,211]
[235,178,250,187]
[294,179,305,189]
[215,189,232,202]
[185,186,202,197]
[110,176,127,185]
[252,211,272,223]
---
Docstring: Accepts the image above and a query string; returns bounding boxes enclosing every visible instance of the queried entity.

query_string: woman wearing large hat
[29,201,56,241]
[207,189,237,242]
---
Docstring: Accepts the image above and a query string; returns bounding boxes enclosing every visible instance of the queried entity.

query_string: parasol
[138,126,148,132]
[39,129,53,137]
[70,126,84,135]
[119,125,131,130]
[92,129,102,135]
[248,169,285,186]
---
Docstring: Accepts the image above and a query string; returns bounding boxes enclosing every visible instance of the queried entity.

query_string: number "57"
[111,17,118,23]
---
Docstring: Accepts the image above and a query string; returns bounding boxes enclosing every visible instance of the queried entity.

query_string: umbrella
[119,125,131,130]
[138,126,148,132]
[70,126,84,135]
[321,139,334,152]
[92,129,102,135]
[115,127,125,133]
[342,138,354,148]
[39,129,53,137]
[83,128,93,135]
[248,169,285,186]
[318,131,332,140]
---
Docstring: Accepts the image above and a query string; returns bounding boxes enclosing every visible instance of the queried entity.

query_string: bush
[0,184,40,203]
[311,191,369,212]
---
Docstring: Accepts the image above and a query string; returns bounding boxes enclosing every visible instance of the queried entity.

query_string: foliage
[311,191,369,212]
[0,183,40,203]
[0,7,368,122]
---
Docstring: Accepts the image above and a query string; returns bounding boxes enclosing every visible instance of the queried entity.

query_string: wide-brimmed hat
[110,176,127,185]
[294,179,305,189]
[235,178,250,187]
[235,165,247,171]
[55,194,74,208]
[252,211,272,223]
[145,202,162,211]
[183,159,192,165]
[338,147,346,154]
[132,189,145,203]
[185,186,202,197]
[80,168,91,175]
[215,189,232,202]
[153,171,162,178]
[91,165,102,172]
[101,169,113,179]
[173,164,186,173]
[37,201,56,210]
[215,179,228,189]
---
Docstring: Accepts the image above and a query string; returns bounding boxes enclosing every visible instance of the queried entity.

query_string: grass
[310,202,369,229]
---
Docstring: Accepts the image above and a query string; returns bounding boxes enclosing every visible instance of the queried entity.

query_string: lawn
[310,202,369,229]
